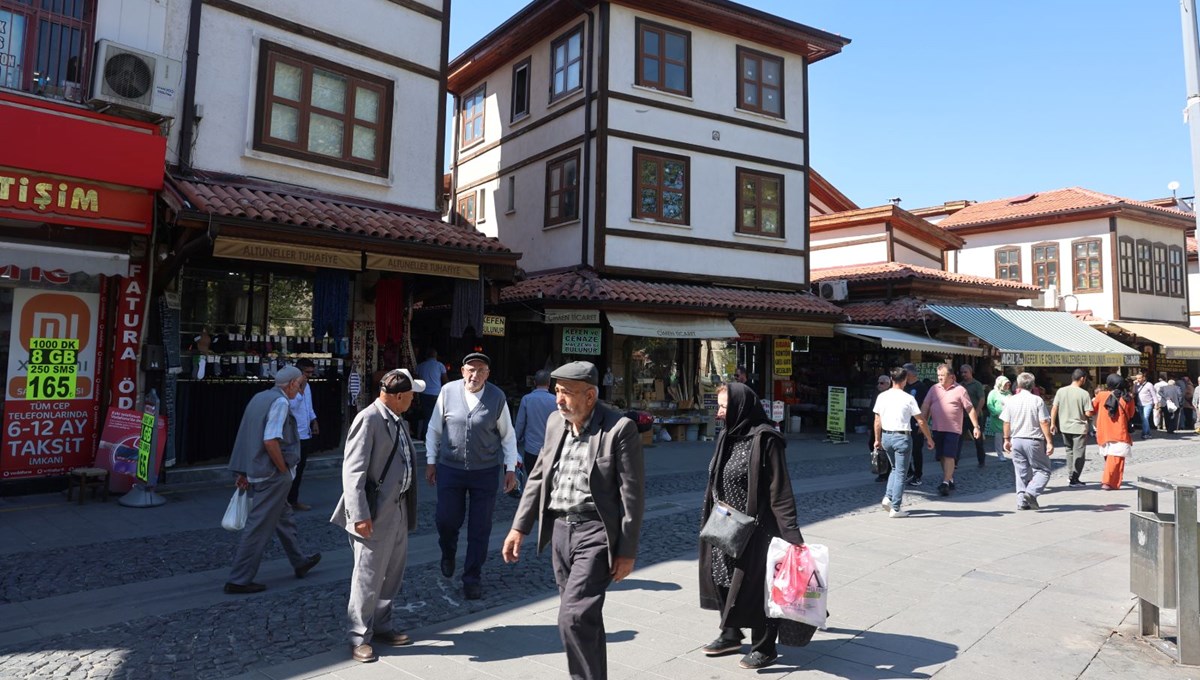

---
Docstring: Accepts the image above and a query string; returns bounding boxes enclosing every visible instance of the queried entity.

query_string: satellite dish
[1169,180,1181,191]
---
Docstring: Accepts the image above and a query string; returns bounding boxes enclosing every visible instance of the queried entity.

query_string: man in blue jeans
[1133,371,1160,440]
[425,353,518,600]
[874,367,935,517]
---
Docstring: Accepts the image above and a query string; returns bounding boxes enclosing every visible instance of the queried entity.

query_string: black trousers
[908,430,925,479]
[551,517,612,680]
[287,438,317,505]
[958,428,985,465]
[714,585,778,657]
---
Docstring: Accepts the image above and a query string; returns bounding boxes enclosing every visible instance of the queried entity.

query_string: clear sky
[446,0,1196,211]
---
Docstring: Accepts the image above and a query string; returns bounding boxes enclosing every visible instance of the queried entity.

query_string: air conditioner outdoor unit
[819,279,849,301]
[90,40,181,119]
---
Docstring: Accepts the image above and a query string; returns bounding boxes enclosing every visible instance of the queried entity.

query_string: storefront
[158,174,518,467]
[0,93,165,482]
[1097,320,1200,380]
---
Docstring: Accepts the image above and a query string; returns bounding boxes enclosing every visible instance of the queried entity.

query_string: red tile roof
[939,187,1193,230]
[166,173,513,255]
[839,297,933,325]
[500,268,844,316]
[810,261,1041,293]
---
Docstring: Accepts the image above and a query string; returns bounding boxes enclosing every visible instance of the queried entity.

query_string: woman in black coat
[698,383,805,670]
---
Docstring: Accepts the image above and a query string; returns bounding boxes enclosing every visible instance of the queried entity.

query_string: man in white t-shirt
[874,367,935,517]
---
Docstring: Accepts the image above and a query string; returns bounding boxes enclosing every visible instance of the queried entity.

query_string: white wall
[171,0,443,210]
[811,241,887,268]
[1115,216,1189,323]
[893,241,942,268]
[96,0,170,54]
[1188,259,1200,328]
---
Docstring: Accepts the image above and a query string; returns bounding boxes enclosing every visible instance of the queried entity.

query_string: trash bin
[1130,476,1200,666]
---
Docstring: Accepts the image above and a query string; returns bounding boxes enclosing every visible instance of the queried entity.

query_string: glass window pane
[565,159,578,186]
[762,59,781,85]
[640,160,657,185]
[549,194,559,218]
[762,209,779,233]
[642,30,659,56]
[663,192,684,220]
[308,113,344,156]
[742,207,756,228]
[642,57,659,83]
[569,33,581,59]
[555,44,566,68]
[640,189,657,215]
[763,87,781,115]
[269,103,299,142]
[311,69,347,113]
[741,179,756,203]
[355,87,379,123]
[666,33,686,62]
[563,188,577,217]
[663,161,685,189]
[743,83,758,107]
[272,61,302,100]
[665,63,685,91]
[567,63,580,91]
[550,167,561,191]
[352,125,376,160]
[554,70,564,94]
[762,180,779,203]
[742,57,757,80]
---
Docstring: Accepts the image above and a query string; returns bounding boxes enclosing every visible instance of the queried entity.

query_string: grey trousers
[551,518,612,680]
[347,502,410,646]
[228,472,308,585]
[1061,431,1087,481]
[1010,438,1050,503]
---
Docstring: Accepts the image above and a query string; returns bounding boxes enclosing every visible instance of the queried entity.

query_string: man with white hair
[224,365,322,593]
[1001,372,1055,510]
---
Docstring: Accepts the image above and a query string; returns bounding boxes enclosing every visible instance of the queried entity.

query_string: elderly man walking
[1051,368,1093,487]
[1002,372,1055,510]
[332,368,423,663]
[426,352,518,600]
[515,369,558,473]
[224,366,321,593]
[921,363,981,497]
[502,361,645,680]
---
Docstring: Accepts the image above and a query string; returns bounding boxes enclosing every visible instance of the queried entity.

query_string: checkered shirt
[547,412,595,513]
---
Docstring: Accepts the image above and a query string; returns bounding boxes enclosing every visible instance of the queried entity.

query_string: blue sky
[447,0,1195,211]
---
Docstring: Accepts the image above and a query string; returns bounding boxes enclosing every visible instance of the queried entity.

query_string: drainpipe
[178,0,202,174]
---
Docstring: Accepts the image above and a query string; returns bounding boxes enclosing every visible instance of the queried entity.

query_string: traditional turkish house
[0,83,166,484]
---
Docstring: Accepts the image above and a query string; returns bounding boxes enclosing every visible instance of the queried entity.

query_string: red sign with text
[109,262,147,411]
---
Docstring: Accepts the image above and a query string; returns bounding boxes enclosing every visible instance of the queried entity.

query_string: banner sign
[482,314,506,337]
[773,338,792,376]
[2,289,99,478]
[214,237,361,270]
[545,309,600,324]
[0,165,154,234]
[137,401,157,483]
[1000,351,1141,367]
[825,386,847,443]
[365,253,478,279]
[562,327,602,355]
[109,261,147,410]
[98,407,166,485]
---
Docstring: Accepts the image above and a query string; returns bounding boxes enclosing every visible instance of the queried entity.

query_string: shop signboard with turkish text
[545,309,600,324]
[0,166,154,234]
[366,253,478,279]
[562,327,601,355]
[2,289,100,478]
[482,315,506,337]
[825,386,847,443]
[772,338,792,376]
[1001,351,1140,367]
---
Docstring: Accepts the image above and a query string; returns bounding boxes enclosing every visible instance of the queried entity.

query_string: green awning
[926,305,1141,367]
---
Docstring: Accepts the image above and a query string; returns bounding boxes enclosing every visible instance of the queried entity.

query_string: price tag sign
[137,403,157,482]
[25,337,79,400]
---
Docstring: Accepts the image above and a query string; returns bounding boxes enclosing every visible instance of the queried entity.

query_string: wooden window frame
[1169,245,1185,298]
[549,24,584,103]
[510,57,531,122]
[1153,242,1169,296]
[1118,236,1137,293]
[1071,238,1103,294]
[1135,239,1153,294]
[1031,241,1059,290]
[994,246,1021,281]
[460,84,486,149]
[632,148,690,225]
[544,151,580,227]
[735,167,784,238]
[456,192,477,227]
[736,45,785,118]
[635,18,691,96]
[254,41,393,177]
[0,0,96,102]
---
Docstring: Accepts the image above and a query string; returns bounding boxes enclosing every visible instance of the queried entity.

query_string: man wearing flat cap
[425,352,519,600]
[224,365,321,594]
[332,368,424,663]
[502,361,645,680]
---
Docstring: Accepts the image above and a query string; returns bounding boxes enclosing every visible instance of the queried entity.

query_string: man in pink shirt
[921,364,982,497]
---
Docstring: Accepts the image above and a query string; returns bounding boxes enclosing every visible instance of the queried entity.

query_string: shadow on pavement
[904,509,1008,518]
[419,625,637,663]
[1036,503,1129,514]
[768,627,957,679]
[610,578,682,592]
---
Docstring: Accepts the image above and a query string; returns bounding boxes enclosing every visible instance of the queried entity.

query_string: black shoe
[907,477,922,487]
[949,480,956,491]
[1024,493,1040,510]
[440,556,455,578]
[224,582,266,594]
[875,474,888,483]
[702,637,743,656]
[295,553,321,579]
[738,651,778,669]
[937,482,950,496]
[464,583,483,600]
[1069,479,1085,487]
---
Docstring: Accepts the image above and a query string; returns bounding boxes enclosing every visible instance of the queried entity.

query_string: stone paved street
[1,432,1198,679]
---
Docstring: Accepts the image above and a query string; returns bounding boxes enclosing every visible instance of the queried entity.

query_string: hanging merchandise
[374,279,405,344]
[313,271,350,341]
[450,276,483,339]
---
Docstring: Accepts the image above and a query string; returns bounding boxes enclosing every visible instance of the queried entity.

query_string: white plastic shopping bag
[765,537,829,628]
[221,488,250,531]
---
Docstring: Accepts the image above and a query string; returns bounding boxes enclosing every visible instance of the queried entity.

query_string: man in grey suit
[331,368,424,664]
[501,361,645,680]
[224,366,321,594]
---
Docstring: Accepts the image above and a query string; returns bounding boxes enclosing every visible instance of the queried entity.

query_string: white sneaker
[881,496,892,512]
[889,508,908,518]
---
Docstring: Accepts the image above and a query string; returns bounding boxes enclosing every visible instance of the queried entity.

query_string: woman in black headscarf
[698,383,805,670]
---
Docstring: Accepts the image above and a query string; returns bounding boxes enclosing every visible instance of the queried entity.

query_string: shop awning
[607,312,738,339]
[927,305,1141,367]
[2,241,128,277]
[733,318,835,338]
[834,323,983,356]
[1104,321,1200,360]
[212,236,362,271]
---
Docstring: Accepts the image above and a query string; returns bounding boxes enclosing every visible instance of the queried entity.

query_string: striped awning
[927,306,1141,367]
[834,324,983,356]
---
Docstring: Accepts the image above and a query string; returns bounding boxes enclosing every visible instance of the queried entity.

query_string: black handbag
[365,427,401,519]
[701,499,757,558]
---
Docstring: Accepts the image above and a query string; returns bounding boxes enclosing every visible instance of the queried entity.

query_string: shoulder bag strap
[376,420,402,487]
